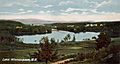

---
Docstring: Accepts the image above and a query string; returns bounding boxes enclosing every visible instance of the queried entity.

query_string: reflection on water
[16,31,100,44]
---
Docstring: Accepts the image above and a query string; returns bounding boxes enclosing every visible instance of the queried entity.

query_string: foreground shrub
[75,43,120,64]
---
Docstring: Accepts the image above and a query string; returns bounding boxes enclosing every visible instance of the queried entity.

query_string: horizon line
[0,14,120,21]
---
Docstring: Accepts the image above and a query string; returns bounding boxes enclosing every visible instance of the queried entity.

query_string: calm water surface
[16,30,100,44]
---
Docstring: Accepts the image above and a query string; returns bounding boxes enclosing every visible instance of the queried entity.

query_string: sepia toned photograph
[0,0,120,64]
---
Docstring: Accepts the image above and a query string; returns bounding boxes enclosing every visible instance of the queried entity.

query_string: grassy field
[58,40,96,56]
[0,40,96,64]
[0,38,120,64]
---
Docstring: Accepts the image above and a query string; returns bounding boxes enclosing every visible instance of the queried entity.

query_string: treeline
[0,20,24,26]
[0,31,38,51]
[0,20,51,50]
[0,20,52,35]
[51,21,120,37]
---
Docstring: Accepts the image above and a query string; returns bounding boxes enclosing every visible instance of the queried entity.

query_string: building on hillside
[16,26,23,29]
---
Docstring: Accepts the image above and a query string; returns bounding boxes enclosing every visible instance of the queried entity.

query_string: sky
[0,0,120,21]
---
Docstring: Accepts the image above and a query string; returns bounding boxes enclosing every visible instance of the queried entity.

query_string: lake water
[16,30,100,44]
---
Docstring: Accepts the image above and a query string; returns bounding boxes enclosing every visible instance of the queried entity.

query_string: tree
[50,38,57,48]
[64,36,67,42]
[67,34,71,41]
[39,37,52,64]
[33,37,57,64]
[92,36,96,40]
[63,34,71,42]
[50,38,55,43]
[72,35,76,42]
[96,32,111,50]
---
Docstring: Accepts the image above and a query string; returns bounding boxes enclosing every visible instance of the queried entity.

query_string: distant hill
[13,19,91,25]
[14,19,57,25]
[0,20,24,27]
[1,19,119,25]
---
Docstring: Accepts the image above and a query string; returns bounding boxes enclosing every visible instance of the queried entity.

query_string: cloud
[0,2,15,7]
[60,12,80,15]
[38,11,45,14]
[61,8,89,15]
[60,13,69,15]
[101,11,116,14]
[34,4,40,7]
[0,12,14,14]
[0,0,39,7]
[14,10,33,14]
[61,7,117,15]
[90,9,98,13]
[43,5,53,8]
[85,0,98,5]
[18,8,24,11]
[81,0,112,14]
[0,0,119,16]
[38,10,54,15]
[16,12,27,14]
[61,8,97,15]
[59,1,75,6]
[27,10,33,13]
[46,10,54,13]
[0,11,32,15]
[4,3,26,7]
[95,0,111,8]
[85,0,111,9]
[64,8,81,12]
[81,12,89,15]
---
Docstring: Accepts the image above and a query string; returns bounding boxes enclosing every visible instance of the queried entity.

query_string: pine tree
[35,37,58,64]
[96,32,111,50]
[67,34,71,41]
[39,37,52,64]
[72,35,76,42]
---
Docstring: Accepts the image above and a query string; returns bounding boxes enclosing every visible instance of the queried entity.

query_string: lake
[16,30,100,44]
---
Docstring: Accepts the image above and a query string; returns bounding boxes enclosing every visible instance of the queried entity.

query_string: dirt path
[51,58,74,64]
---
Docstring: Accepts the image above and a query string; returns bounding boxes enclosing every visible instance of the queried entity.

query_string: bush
[75,43,120,64]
